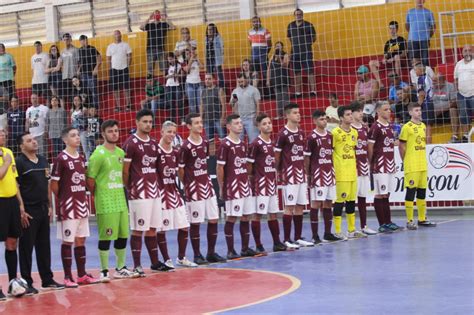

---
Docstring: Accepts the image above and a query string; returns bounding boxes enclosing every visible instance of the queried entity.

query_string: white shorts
[161,206,190,231]
[186,196,220,224]
[57,218,90,242]
[255,195,280,215]
[225,197,255,217]
[357,176,370,198]
[373,173,394,195]
[310,185,336,202]
[129,198,163,231]
[282,183,308,207]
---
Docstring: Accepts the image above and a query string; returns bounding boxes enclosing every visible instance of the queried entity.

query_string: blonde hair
[161,120,177,130]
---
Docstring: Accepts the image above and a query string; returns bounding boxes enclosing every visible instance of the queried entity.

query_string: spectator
[31,41,50,100]
[205,23,225,89]
[25,93,49,157]
[432,73,459,142]
[70,95,88,158]
[165,52,184,124]
[107,30,133,112]
[71,76,91,107]
[59,33,80,106]
[287,8,317,97]
[369,21,407,89]
[266,41,290,118]
[388,72,409,104]
[0,86,7,131]
[86,107,102,156]
[140,75,165,115]
[354,65,380,117]
[200,73,226,152]
[175,27,197,64]
[230,72,260,142]
[325,93,340,131]
[393,86,412,124]
[0,43,16,100]
[78,35,101,109]
[6,96,24,156]
[405,0,435,66]
[454,44,473,143]
[46,45,62,104]
[183,48,203,115]
[248,16,272,89]
[241,59,258,87]
[409,57,435,86]
[46,96,67,157]
[414,62,434,143]
[140,10,176,76]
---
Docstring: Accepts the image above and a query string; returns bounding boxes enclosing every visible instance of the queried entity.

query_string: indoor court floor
[0,215,473,314]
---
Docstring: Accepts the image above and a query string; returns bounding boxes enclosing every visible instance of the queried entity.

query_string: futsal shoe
[240,248,257,257]
[133,266,146,277]
[100,270,111,283]
[151,261,175,272]
[284,241,300,249]
[418,220,437,227]
[334,233,348,241]
[406,221,418,230]
[193,254,209,265]
[323,233,341,242]
[273,242,288,252]
[295,239,315,247]
[227,250,241,260]
[77,274,100,285]
[176,257,198,268]
[377,224,392,233]
[387,222,402,231]
[255,245,268,256]
[114,267,140,279]
[347,230,367,239]
[25,285,39,296]
[206,253,227,263]
[0,289,6,301]
[41,280,65,290]
[64,278,79,288]
[311,235,323,245]
[362,226,378,235]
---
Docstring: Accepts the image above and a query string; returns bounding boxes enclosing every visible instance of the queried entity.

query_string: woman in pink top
[354,65,380,104]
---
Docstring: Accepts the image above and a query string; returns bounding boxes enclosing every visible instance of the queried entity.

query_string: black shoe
[462,135,469,143]
[312,235,323,245]
[25,286,39,296]
[418,220,437,227]
[227,250,241,260]
[273,242,287,252]
[151,261,175,272]
[240,248,257,257]
[255,245,268,256]
[0,289,6,301]
[41,280,65,290]
[194,254,209,265]
[206,252,227,263]
[323,233,341,242]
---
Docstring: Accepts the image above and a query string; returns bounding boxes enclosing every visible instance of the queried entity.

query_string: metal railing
[439,8,474,64]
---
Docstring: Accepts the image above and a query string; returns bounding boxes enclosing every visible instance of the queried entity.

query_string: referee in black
[16,132,64,294]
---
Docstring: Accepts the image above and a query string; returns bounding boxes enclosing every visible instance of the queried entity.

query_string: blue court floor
[1,215,473,314]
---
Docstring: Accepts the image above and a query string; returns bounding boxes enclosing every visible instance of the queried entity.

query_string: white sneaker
[176,257,198,268]
[347,230,367,239]
[284,241,300,249]
[114,267,140,279]
[334,233,348,241]
[295,239,315,247]
[100,270,110,283]
[362,226,378,235]
[164,259,175,269]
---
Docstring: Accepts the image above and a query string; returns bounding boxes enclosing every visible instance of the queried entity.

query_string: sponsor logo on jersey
[265,155,274,166]
[71,171,84,184]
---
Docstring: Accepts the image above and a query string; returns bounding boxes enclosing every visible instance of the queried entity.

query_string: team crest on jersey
[106,228,113,236]
[265,155,274,166]
[341,192,347,198]
[381,185,386,191]
[409,179,415,186]
[138,219,145,226]
[163,219,170,226]
[192,211,199,218]
[352,135,356,141]
[64,229,71,237]
[343,144,351,153]
[317,190,323,196]
[416,136,423,144]
[288,194,294,201]
[118,157,124,163]
[71,171,84,184]
[234,205,240,212]
[259,203,265,210]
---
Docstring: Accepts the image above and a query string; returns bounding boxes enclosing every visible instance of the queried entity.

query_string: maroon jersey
[178,138,215,202]
[122,134,159,200]
[51,151,89,221]
[304,130,335,188]
[368,121,396,174]
[157,144,184,209]
[274,126,306,185]
[247,136,277,197]
[352,124,370,176]
[217,137,251,201]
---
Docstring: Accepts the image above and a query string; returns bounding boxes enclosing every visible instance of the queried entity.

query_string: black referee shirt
[16,153,49,212]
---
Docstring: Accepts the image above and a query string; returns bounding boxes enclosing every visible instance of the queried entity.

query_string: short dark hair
[237,72,248,80]
[350,101,364,112]
[16,132,30,146]
[329,93,338,100]
[294,8,303,15]
[101,119,119,133]
[284,103,299,114]
[79,34,88,40]
[61,127,77,138]
[312,110,326,119]
[408,102,421,111]
[62,33,71,39]
[389,20,399,29]
[185,113,201,125]
[167,52,176,59]
[226,114,240,125]
[337,105,352,118]
[34,41,42,46]
[136,108,154,121]
[256,113,270,124]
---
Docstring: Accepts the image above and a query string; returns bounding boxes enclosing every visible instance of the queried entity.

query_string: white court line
[435,219,459,225]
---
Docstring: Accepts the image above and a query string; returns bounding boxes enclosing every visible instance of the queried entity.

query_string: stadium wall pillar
[239,0,256,20]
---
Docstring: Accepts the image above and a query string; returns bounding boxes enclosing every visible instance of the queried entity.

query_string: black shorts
[0,196,22,241]
[110,68,130,91]
[291,52,314,74]
[32,83,49,97]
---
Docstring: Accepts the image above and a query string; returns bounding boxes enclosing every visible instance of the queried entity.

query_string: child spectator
[140,75,165,114]
[70,95,88,158]
[241,59,258,87]
[165,52,184,124]
[72,76,91,107]
[86,107,102,155]
[47,96,67,157]
[325,93,340,131]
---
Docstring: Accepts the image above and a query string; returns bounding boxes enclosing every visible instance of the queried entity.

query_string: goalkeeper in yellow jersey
[398,103,437,229]
[332,105,360,240]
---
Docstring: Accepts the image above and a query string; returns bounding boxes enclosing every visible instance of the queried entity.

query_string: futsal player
[50,127,99,287]
[275,104,313,248]
[123,109,173,276]
[399,103,436,229]
[87,120,138,282]
[157,121,197,268]
[178,113,226,264]
[368,101,402,232]
[217,114,257,259]
[247,113,287,253]
[351,102,377,236]
[304,110,340,243]
[332,106,358,240]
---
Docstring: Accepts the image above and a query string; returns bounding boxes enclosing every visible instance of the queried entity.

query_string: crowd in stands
[0,1,472,161]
